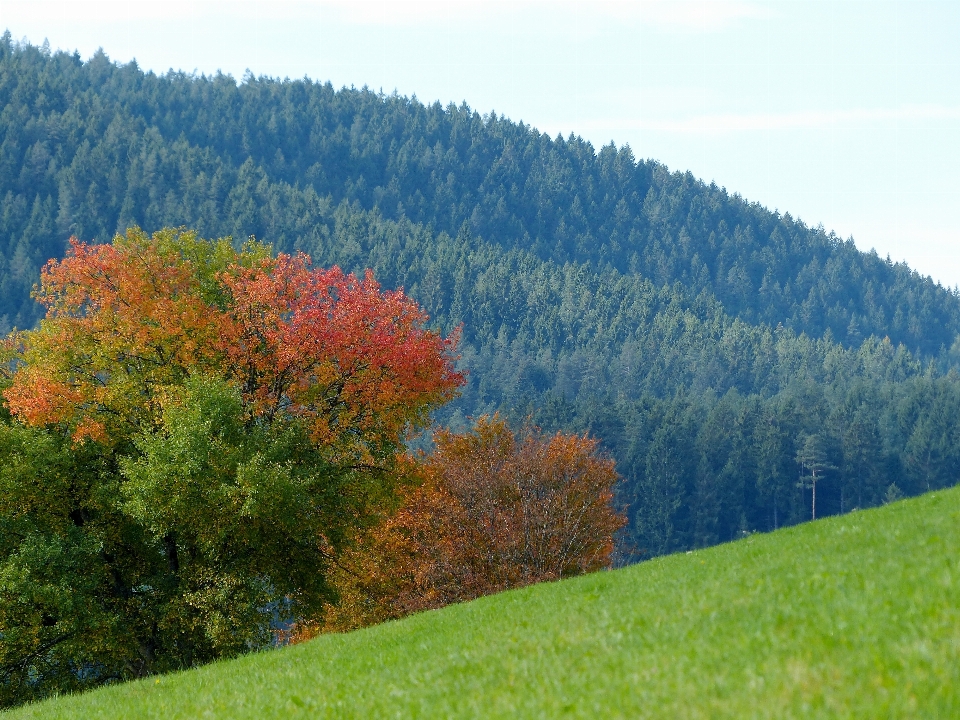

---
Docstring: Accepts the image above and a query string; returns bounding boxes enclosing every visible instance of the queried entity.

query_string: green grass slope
[7,489,960,719]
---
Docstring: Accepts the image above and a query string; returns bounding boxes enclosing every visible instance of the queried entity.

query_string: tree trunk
[811,471,817,521]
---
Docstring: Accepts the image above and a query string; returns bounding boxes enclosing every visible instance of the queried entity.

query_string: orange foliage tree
[0,227,463,700]
[317,415,625,633]
[7,227,461,456]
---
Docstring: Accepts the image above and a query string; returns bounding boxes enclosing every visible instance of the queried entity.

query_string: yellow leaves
[1,227,466,695]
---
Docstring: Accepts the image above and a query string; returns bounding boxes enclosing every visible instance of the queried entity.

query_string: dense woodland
[2,35,960,560]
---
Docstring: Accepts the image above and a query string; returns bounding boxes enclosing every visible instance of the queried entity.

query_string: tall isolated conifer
[0,227,463,707]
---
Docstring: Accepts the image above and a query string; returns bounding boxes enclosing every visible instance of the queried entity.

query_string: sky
[1,0,958,286]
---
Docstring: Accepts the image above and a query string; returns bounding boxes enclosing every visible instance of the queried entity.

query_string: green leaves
[120,375,247,538]
[0,423,128,707]
[121,375,326,561]
[117,374,332,646]
[0,376,330,708]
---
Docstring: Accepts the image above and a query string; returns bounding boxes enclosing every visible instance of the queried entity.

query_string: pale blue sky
[2,1,958,286]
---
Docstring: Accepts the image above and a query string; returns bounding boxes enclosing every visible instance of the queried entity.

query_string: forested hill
[1,34,959,356]
[5,35,960,557]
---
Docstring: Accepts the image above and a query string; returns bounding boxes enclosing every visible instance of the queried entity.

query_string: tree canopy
[0,228,462,707]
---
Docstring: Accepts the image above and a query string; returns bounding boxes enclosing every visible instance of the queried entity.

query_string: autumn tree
[317,415,625,634]
[0,227,462,707]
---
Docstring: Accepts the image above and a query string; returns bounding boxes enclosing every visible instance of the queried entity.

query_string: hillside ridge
[1,34,958,356]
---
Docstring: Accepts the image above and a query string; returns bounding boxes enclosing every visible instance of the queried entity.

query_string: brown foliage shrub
[296,415,625,637]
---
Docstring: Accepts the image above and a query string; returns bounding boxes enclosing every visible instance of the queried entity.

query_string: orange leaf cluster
[4,228,463,455]
[315,416,625,634]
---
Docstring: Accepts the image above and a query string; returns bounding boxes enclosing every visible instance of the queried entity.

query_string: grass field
[6,487,960,719]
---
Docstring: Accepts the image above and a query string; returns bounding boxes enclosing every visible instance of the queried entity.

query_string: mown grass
[7,487,960,719]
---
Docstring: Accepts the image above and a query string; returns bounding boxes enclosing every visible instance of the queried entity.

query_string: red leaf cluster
[219,255,462,454]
